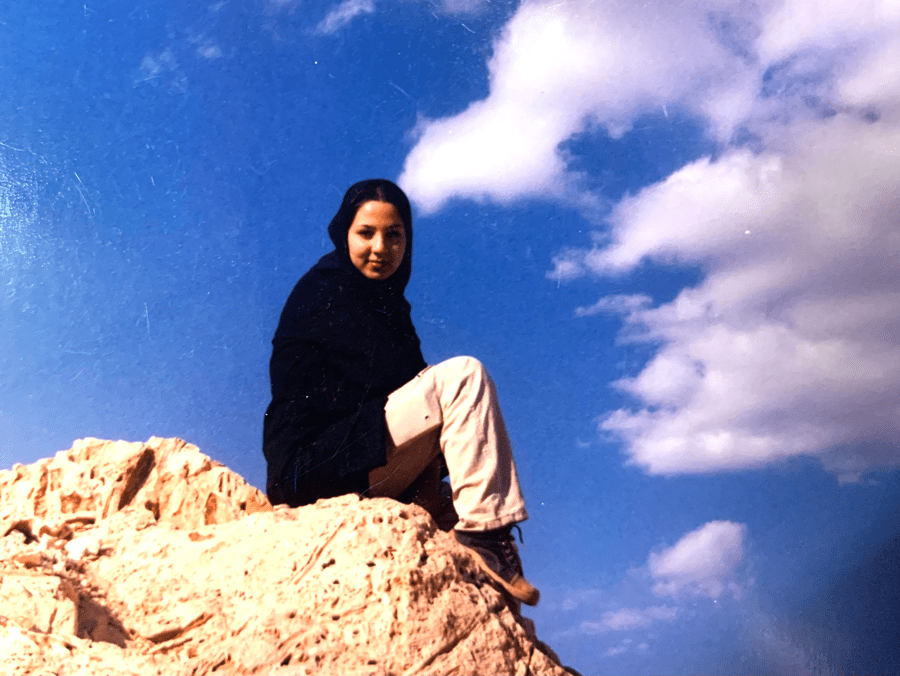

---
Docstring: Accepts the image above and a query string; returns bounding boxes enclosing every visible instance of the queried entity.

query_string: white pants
[367,356,528,531]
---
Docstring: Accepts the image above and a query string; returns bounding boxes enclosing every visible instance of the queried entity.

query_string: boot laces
[499,525,524,574]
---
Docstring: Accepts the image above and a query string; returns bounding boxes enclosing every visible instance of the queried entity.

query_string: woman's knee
[438,355,486,379]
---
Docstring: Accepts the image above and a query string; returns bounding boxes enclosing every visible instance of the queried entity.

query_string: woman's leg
[365,388,442,500]
[365,379,456,527]
[369,356,527,529]
[369,356,537,604]
[430,356,529,531]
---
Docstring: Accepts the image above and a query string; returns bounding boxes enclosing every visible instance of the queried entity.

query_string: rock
[0,438,576,676]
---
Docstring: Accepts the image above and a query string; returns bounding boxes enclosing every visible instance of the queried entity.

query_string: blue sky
[2,1,899,673]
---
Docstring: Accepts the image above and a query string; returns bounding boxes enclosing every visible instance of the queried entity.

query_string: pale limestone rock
[0,437,575,676]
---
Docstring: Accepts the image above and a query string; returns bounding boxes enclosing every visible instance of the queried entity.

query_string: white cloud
[399,0,761,212]
[648,521,747,600]
[757,0,900,65]
[399,0,900,479]
[584,116,900,479]
[315,0,376,35]
[581,605,680,634]
[400,0,900,213]
[556,524,747,649]
[838,34,900,109]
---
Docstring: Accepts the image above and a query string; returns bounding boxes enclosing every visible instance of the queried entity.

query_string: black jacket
[263,180,426,507]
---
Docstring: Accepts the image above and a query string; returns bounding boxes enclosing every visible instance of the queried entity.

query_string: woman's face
[347,200,407,280]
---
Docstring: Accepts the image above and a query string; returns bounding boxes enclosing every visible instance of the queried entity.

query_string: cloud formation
[400,0,900,479]
[581,605,679,634]
[315,0,376,35]
[559,522,745,656]
[399,0,760,212]
[648,521,747,600]
[400,0,900,213]
[312,0,484,36]
[574,119,900,479]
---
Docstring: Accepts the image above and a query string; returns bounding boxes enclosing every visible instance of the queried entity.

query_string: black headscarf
[263,179,426,507]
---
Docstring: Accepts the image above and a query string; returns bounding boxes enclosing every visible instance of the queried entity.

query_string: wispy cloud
[134,49,188,93]
[574,294,652,318]
[604,638,650,658]
[197,41,223,60]
[581,605,679,634]
[559,587,605,612]
[315,0,376,35]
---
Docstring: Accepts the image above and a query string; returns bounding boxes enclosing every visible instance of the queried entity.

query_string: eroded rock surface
[0,437,574,675]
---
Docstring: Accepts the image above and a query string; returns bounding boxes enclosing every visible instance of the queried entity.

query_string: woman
[263,179,538,605]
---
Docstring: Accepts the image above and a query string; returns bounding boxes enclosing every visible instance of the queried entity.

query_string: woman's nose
[371,235,385,253]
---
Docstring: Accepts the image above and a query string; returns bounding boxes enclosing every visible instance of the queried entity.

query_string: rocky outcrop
[0,437,574,675]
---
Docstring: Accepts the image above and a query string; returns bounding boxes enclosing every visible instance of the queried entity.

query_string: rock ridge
[0,437,575,675]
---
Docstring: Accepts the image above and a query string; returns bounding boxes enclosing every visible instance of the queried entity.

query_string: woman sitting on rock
[263,179,538,606]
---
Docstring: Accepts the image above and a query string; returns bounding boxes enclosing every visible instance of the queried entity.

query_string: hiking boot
[454,525,540,606]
